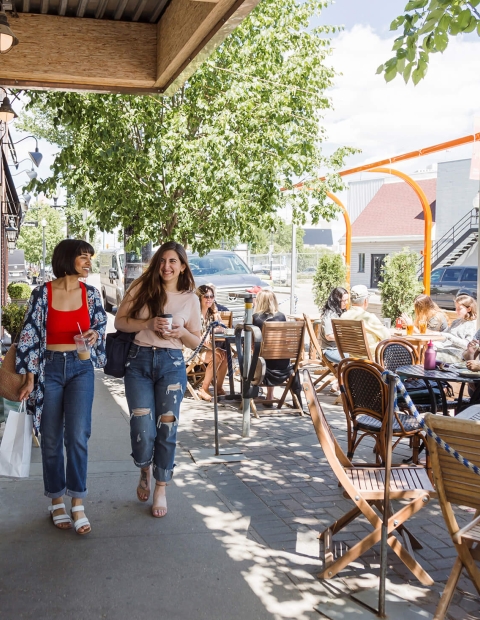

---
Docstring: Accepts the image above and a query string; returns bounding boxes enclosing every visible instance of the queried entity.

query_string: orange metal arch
[327,191,351,290]
[367,167,432,295]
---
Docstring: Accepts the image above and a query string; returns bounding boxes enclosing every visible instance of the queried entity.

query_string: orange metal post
[327,191,351,289]
[367,167,432,295]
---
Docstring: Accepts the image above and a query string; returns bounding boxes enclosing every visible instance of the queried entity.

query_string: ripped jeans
[124,344,187,482]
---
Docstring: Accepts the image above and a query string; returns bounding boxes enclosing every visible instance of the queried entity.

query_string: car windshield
[189,254,250,277]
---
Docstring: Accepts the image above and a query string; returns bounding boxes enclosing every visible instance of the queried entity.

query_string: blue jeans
[323,348,343,364]
[41,350,94,499]
[124,345,187,483]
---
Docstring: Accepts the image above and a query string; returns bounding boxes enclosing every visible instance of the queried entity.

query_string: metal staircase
[418,208,478,276]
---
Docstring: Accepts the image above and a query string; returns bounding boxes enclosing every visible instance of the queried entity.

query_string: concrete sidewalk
[1,372,479,620]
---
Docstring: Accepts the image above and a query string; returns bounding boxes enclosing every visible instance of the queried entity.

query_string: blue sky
[315,0,407,36]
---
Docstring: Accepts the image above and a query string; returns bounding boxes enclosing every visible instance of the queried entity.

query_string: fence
[248,252,327,285]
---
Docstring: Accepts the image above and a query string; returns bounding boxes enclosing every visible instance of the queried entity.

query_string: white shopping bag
[0,401,33,478]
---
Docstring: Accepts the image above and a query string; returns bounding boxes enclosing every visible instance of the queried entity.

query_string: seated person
[206,283,229,312]
[435,294,477,363]
[253,290,303,409]
[193,285,228,401]
[340,285,390,358]
[320,287,349,364]
[401,294,448,333]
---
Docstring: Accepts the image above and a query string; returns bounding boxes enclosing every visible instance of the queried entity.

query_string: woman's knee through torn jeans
[124,345,187,483]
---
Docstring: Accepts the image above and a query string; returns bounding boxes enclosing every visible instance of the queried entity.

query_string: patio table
[396,364,480,416]
[390,329,445,361]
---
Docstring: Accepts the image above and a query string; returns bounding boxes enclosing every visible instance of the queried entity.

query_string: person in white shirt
[340,285,390,358]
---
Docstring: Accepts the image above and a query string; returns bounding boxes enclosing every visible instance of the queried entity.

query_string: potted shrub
[378,248,423,322]
[313,252,348,310]
[7,282,31,306]
[1,302,27,343]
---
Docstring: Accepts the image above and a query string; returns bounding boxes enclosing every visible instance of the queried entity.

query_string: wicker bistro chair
[337,358,425,464]
[302,369,435,586]
[375,338,443,413]
[425,414,480,619]
[331,318,373,361]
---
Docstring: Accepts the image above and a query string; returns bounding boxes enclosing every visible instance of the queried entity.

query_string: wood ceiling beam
[156,0,260,93]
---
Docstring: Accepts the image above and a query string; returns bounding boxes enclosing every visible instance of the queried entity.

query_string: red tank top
[46,282,90,345]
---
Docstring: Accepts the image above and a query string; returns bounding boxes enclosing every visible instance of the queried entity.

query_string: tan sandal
[198,388,212,401]
[136,466,151,502]
[152,483,167,518]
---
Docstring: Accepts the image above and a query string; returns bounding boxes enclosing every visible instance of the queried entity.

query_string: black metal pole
[212,329,220,456]
[378,374,395,618]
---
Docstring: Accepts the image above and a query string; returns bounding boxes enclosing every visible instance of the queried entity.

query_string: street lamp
[12,136,43,167]
[11,163,37,180]
[41,218,47,282]
[0,8,18,54]
[0,94,17,122]
[5,217,17,251]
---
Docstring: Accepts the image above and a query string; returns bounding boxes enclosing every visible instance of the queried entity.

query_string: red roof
[351,178,436,237]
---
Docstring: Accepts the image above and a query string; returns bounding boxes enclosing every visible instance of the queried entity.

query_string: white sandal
[71,505,91,535]
[48,503,72,529]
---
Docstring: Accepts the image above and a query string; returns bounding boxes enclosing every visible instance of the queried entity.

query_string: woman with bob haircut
[435,294,477,363]
[193,284,228,401]
[115,242,201,518]
[16,239,107,535]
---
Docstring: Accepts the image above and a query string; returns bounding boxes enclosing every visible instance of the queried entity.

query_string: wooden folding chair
[255,320,305,413]
[184,352,207,400]
[337,358,425,463]
[331,318,373,361]
[219,311,233,328]
[424,414,480,619]
[301,313,338,394]
[302,369,435,585]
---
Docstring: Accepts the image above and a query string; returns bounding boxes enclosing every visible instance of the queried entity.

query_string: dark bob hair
[52,239,95,278]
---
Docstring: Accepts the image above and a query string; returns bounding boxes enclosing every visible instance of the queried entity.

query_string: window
[461,267,477,282]
[441,267,463,282]
[358,253,365,273]
[430,269,444,283]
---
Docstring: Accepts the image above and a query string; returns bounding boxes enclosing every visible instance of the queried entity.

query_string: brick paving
[178,390,480,619]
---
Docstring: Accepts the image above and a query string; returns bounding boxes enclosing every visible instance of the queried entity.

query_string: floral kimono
[15,283,107,435]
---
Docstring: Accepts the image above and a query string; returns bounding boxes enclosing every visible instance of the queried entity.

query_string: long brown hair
[127,242,195,320]
[413,294,445,326]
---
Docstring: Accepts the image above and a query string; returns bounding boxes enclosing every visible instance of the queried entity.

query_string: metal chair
[302,369,435,586]
[337,358,424,464]
[332,318,373,361]
[425,414,480,618]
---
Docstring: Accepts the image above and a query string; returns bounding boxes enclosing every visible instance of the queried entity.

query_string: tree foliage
[378,248,423,321]
[17,202,65,265]
[19,0,355,253]
[313,252,347,310]
[378,0,480,85]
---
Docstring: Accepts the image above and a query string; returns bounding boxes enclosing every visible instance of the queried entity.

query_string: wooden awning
[0,0,260,94]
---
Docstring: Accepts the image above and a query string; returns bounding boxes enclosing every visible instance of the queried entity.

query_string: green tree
[378,248,423,321]
[313,252,347,310]
[378,1,480,84]
[19,0,354,254]
[17,202,65,265]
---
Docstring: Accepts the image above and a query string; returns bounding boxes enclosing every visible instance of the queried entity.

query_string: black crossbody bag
[103,330,136,378]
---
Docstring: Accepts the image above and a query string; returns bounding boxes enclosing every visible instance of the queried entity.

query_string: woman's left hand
[82,329,99,346]
[166,323,185,339]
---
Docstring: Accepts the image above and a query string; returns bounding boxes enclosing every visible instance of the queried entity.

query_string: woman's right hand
[18,376,34,402]
[465,339,479,359]
[400,312,412,326]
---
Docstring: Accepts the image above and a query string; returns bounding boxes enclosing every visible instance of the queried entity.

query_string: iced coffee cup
[74,334,91,360]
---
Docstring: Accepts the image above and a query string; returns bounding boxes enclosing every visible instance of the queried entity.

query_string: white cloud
[322,25,480,174]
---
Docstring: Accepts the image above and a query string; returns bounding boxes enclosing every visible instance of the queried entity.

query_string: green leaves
[378,249,423,321]
[380,1,480,84]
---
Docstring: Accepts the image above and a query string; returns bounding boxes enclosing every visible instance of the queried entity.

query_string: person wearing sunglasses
[194,285,228,401]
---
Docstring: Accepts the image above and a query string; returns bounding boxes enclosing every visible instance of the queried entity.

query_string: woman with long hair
[401,294,448,332]
[195,284,228,401]
[252,289,303,407]
[16,239,107,535]
[320,287,349,363]
[435,294,477,363]
[115,242,201,518]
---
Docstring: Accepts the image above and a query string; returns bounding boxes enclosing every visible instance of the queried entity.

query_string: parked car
[252,263,288,284]
[188,250,271,318]
[98,248,125,312]
[429,266,477,309]
[7,249,28,284]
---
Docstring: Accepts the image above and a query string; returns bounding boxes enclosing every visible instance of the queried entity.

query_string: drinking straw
[77,322,86,345]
